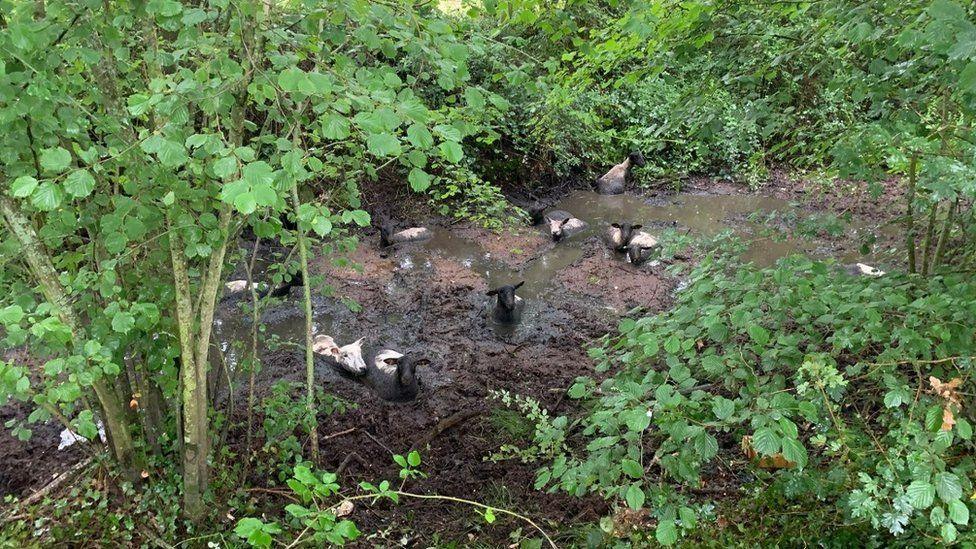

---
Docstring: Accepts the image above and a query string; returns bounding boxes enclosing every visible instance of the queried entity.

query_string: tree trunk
[906,154,918,274]
[289,180,319,459]
[0,195,139,479]
[921,201,940,277]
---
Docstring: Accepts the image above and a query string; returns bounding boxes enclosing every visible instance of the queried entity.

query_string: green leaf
[948,500,969,525]
[40,147,72,173]
[408,168,432,192]
[321,114,351,140]
[621,459,643,478]
[625,483,645,510]
[407,450,421,467]
[0,305,25,324]
[234,193,257,215]
[213,156,238,179]
[907,480,936,510]
[241,161,275,187]
[655,520,678,545]
[284,504,309,518]
[751,428,780,456]
[464,87,486,110]
[367,133,402,157]
[406,123,434,149]
[678,506,697,528]
[64,170,96,198]
[112,311,135,333]
[712,396,735,420]
[157,139,188,167]
[780,437,808,468]
[935,472,963,503]
[11,176,39,198]
[695,432,719,460]
[251,184,277,207]
[438,140,464,163]
[484,508,496,523]
[664,335,681,354]
[956,418,972,440]
[959,62,976,93]
[348,210,371,227]
[31,182,64,211]
[311,216,333,237]
[747,325,769,346]
[334,520,360,540]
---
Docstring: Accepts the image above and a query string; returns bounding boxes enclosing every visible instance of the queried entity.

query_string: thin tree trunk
[166,210,205,519]
[0,195,139,479]
[921,201,940,277]
[244,237,262,459]
[906,154,918,274]
[289,179,318,459]
[932,198,959,271]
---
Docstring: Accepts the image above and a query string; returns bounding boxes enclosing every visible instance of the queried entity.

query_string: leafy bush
[515,239,976,544]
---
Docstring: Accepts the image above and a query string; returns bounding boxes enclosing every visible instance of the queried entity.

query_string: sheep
[487,281,526,324]
[844,263,886,277]
[312,336,427,402]
[368,350,428,402]
[379,218,433,248]
[224,280,268,294]
[595,152,646,195]
[544,210,588,242]
[607,222,643,252]
[626,231,660,265]
[312,334,368,379]
[222,271,303,299]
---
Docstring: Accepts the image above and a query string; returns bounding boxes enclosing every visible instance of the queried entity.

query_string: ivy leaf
[907,480,936,510]
[64,170,96,198]
[40,147,72,173]
[367,133,402,157]
[31,182,64,211]
[10,176,39,198]
[408,168,432,192]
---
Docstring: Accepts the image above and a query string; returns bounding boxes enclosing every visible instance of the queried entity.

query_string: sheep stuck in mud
[606,222,643,252]
[378,217,433,248]
[595,152,646,195]
[626,231,661,265]
[312,334,427,402]
[487,281,526,325]
[544,210,588,242]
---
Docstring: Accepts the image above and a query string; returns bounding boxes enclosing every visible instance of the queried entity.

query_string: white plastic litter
[57,420,106,450]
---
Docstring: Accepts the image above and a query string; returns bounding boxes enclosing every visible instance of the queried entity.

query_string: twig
[323,427,357,441]
[7,456,95,512]
[412,410,479,450]
[362,430,394,455]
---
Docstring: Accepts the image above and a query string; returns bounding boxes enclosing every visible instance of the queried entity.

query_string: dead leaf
[741,435,795,469]
[336,499,354,517]
[929,376,964,432]
[129,398,139,410]
[140,470,149,479]
[942,407,956,432]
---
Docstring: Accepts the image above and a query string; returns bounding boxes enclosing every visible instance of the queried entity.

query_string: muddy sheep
[544,210,588,242]
[626,231,660,265]
[223,271,303,299]
[607,222,643,252]
[595,151,646,195]
[313,335,426,401]
[487,281,526,324]
[844,263,886,277]
[379,218,433,248]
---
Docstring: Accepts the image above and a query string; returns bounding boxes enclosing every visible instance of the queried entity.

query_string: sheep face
[609,223,643,251]
[487,281,525,312]
[629,151,647,168]
[313,335,368,377]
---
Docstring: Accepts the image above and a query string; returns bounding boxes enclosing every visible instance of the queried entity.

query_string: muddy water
[214,189,892,368]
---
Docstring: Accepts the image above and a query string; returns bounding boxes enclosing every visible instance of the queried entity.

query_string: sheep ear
[383,357,400,366]
[632,224,643,231]
[560,218,570,227]
[611,223,621,228]
[413,358,431,367]
[486,289,498,296]
[513,281,525,290]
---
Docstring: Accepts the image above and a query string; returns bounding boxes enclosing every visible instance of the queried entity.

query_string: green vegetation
[1,0,975,546]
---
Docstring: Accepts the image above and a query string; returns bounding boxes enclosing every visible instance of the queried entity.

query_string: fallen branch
[412,409,479,450]
[6,456,95,516]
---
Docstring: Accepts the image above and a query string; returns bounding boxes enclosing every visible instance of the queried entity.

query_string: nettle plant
[521,241,976,545]
[0,0,513,521]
